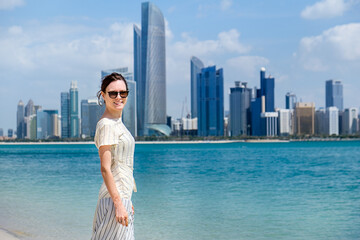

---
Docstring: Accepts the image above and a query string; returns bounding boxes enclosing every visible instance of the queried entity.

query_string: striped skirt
[91,198,134,240]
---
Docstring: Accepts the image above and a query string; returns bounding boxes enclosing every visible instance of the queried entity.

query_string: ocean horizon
[0,141,359,240]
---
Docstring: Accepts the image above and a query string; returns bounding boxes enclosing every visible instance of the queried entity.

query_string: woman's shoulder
[96,117,120,128]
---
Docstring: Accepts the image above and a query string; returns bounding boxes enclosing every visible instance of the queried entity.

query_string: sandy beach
[0,229,20,240]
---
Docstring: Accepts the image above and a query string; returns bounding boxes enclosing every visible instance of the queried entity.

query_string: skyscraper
[70,81,79,138]
[190,56,204,118]
[197,66,224,136]
[101,67,137,137]
[61,92,70,138]
[134,2,169,136]
[342,108,358,134]
[315,108,326,135]
[295,102,315,135]
[326,107,339,135]
[36,109,59,139]
[260,67,275,112]
[251,68,275,136]
[278,109,294,136]
[17,100,25,139]
[326,80,343,111]
[285,92,297,109]
[25,99,34,117]
[81,98,104,138]
[229,81,252,136]
[251,88,262,136]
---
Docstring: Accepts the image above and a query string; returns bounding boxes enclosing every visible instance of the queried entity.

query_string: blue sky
[1,0,360,131]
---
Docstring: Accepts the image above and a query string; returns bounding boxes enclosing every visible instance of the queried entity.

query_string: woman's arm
[99,145,129,227]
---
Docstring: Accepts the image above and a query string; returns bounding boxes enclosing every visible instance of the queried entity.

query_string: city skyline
[1,0,360,130]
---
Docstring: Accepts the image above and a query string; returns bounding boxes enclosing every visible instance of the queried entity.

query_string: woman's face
[101,80,128,113]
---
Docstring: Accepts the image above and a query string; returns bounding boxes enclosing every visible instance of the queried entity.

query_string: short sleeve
[94,122,118,149]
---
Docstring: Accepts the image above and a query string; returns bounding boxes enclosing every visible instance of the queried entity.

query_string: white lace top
[94,117,136,200]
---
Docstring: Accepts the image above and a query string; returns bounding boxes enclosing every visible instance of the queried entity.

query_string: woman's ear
[101,91,106,103]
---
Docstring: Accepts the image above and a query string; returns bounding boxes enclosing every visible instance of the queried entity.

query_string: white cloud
[8,25,23,35]
[301,0,351,19]
[221,0,232,11]
[297,23,360,71]
[171,29,250,58]
[226,56,270,79]
[197,0,233,17]
[0,21,135,118]
[0,0,25,10]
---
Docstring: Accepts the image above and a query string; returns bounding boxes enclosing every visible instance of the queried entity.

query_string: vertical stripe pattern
[92,117,136,239]
[91,198,134,240]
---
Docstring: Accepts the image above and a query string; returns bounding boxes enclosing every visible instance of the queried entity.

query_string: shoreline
[0,228,21,240]
[0,138,359,145]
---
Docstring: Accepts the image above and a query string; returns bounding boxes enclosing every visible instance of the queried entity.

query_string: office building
[251,88,262,136]
[70,81,80,138]
[326,107,339,135]
[326,80,343,111]
[101,68,137,137]
[25,99,35,117]
[190,56,204,118]
[295,102,315,135]
[61,92,70,138]
[182,117,198,136]
[24,114,37,140]
[251,68,275,136]
[260,68,275,112]
[60,81,80,139]
[171,117,198,136]
[342,108,358,134]
[134,2,170,136]
[285,92,297,109]
[81,98,105,138]
[17,100,25,139]
[197,66,224,136]
[315,108,326,135]
[0,128,3,137]
[229,81,252,136]
[36,110,59,139]
[8,129,13,138]
[278,109,293,136]
[260,112,278,137]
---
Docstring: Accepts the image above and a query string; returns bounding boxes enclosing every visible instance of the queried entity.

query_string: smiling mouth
[113,101,123,105]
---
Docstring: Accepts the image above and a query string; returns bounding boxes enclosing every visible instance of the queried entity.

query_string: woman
[91,73,136,240]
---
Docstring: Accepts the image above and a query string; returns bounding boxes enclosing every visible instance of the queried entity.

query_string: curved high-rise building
[190,56,204,118]
[134,2,169,136]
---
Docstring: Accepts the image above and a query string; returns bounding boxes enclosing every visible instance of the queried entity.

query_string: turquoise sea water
[0,141,359,240]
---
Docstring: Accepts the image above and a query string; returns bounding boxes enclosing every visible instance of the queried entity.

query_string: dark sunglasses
[107,91,129,99]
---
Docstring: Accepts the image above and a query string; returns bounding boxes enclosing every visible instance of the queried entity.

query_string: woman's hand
[114,199,129,227]
[132,205,135,215]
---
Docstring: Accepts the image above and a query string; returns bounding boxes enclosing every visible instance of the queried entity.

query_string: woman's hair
[97,72,128,106]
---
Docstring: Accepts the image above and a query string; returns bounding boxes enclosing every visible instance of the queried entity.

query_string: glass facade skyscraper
[61,92,70,138]
[70,81,79,138]
[81,98,104,138]
[36,109,59,139]
[326,80,343,111]
[17,100,25,139]
[229,81,252,136]
[251,68,276,136]
[190,56,204,118]
[197,66,224,136]
[260,67,275,112]
[285,92,297,109]
[134,2,169,136]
